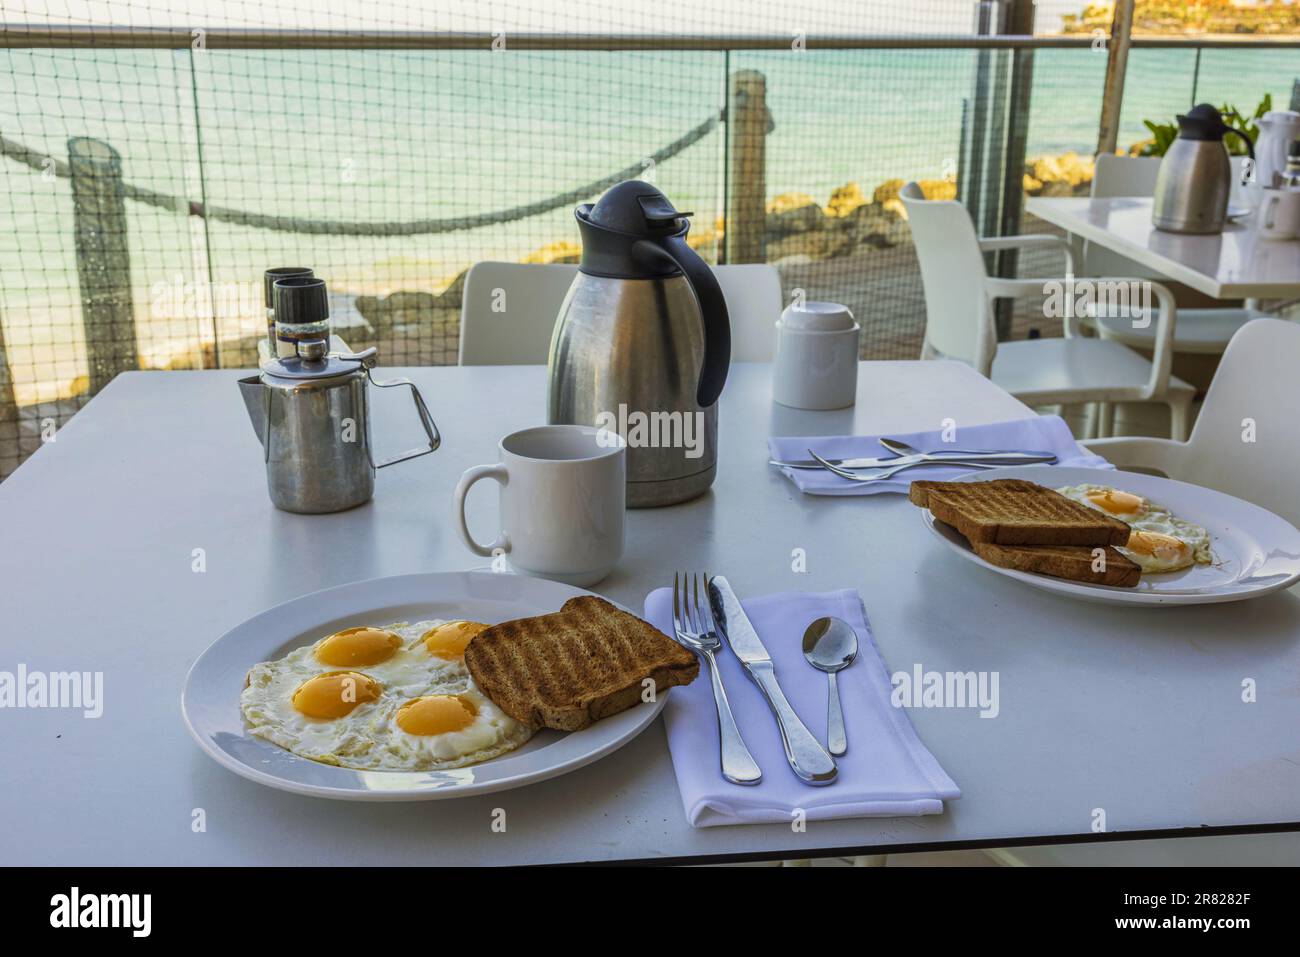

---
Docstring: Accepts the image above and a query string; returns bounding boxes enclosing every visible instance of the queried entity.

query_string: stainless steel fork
[673,572,762,786]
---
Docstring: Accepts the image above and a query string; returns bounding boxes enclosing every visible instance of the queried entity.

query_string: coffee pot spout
[238,375,268,447]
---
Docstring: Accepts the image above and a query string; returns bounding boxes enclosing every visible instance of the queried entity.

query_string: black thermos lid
[264,267,314,308]
[273,276,329,325]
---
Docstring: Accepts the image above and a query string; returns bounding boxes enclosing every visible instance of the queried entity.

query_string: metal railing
[4,26,1300,49]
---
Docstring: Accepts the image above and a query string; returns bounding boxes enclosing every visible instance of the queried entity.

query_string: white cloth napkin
[644,587,960,828]
[768,414,1111,496]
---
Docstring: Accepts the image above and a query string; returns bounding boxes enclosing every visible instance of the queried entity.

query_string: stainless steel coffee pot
[1153,103,1255,234]
[238,341,439,513]
[547,181,730,507]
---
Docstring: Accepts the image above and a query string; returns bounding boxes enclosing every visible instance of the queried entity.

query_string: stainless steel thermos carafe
[1153,103,1255,234]
[547,181,730,507]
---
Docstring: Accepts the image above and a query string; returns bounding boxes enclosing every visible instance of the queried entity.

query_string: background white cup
[772,301,861,410]
[453,424,626,586]
[1256,187,1300,240]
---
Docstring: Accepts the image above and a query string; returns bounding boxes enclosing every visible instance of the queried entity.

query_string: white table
[1026,196,1300,299]
[3,362,1300,866]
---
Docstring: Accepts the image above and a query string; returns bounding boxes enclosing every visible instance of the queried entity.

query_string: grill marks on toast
[911,478,1142,588]
[464,596,699,732]
[911,478,1130,546]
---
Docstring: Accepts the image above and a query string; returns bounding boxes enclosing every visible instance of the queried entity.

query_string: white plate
[1227,203,1252,222]
[182,572,668,800]
[921,466,1300,606]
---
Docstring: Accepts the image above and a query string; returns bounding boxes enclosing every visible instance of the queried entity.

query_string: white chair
[458,261,783,365]
[1085,318,1300,526]
[458,262,579,365]
[1083,152,1265,357]
[901,182,1196,440]
[713,263,784,361]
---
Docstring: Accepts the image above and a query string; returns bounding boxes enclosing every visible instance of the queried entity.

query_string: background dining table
[3,360,1300,865]
[1025,196,1300,300]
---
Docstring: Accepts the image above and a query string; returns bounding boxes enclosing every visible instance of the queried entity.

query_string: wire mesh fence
[1,1,1298,479]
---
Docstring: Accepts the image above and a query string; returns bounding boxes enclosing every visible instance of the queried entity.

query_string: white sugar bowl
[772,301,860,410]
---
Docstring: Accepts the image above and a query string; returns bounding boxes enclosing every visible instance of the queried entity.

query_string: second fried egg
[1056,483,1213,573]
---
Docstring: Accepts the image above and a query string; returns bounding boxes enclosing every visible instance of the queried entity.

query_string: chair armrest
[979,233,1076,275]
[984,276,1057,299]
[1082,436,1190,476]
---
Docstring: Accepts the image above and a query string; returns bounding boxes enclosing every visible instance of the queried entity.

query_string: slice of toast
[971,542,1141,587]
[463,596,698,732]
[911,478,1130,547]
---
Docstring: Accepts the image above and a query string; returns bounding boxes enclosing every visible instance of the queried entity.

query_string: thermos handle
[634,235,731,408]
[1224,127,1256,184]
[366,372,441,469]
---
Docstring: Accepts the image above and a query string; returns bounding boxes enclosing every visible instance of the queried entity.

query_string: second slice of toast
[971,541,1141,587]
[911,478,1130,547]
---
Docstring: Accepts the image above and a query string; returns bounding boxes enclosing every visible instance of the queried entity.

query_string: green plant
[1133,94,1274,157]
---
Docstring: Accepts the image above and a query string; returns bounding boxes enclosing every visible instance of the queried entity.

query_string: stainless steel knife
[708,576,837,786]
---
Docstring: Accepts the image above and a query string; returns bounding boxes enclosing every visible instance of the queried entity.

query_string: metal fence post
[68,136,137,394]
[0,309,15,425]
[993,0,1038,341]
[726,69,766,264]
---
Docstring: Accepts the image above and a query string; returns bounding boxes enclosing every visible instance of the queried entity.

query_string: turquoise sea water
[0,44,1295,394]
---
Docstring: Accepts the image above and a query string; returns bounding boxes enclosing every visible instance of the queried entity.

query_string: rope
[0,108,723,236]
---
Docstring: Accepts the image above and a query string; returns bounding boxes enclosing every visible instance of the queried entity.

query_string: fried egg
[1056,483,1213,574]
[241,618,531,770]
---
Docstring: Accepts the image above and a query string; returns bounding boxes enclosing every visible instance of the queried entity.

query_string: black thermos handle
[1222,127,1255,161]
[635,235,731,408]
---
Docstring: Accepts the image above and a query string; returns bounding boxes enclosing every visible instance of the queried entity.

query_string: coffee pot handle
[366,371,441,469]
[634,235,731,408]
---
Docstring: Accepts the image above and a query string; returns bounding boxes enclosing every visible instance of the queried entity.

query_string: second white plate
[921,466,1300,605]
[182,571,669,800]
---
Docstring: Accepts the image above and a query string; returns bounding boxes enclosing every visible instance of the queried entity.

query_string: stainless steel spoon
[802,617,858,756]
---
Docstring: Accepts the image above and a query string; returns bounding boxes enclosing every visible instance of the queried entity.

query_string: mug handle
[1262,194,1279,231]
[454,464,510,557]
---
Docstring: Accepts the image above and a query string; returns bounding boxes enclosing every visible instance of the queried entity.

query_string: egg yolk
[422,620,488,660]
[291,671,383,719]
[315,627,403,667]
[1086,488,1145,515]
[1126,530,1190,561]
[395,695,479,736]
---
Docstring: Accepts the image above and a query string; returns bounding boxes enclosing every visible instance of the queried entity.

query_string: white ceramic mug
[772,301,861,410]
[1256,187,1300,240]
[453,425,626,586]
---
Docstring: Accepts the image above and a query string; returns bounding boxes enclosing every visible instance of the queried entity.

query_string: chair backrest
[899,182,996,373]
[1181,318,1300,525]
[715,263,783,361]
[459,262,783,365]
[1091,152,1162,198]
[1087,154,1163,278]
[458,262,579,365]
